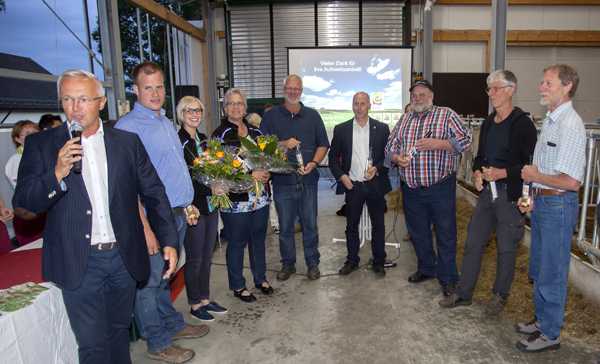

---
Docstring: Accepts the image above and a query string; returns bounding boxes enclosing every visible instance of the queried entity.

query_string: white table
[0,283,78,364]
[11,238,42,252]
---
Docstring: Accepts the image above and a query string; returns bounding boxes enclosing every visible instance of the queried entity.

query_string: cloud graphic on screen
[376,69,401,80]
[303,94,353,110]
[303,75,333,92]
[382,81,404,107]
[367,58,390,75]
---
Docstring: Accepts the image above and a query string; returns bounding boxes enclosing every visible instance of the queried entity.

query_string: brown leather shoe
[147,345,194,364]
[172,324,210,341]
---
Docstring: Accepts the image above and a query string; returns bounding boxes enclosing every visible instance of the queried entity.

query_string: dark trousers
[456,186,525,300]
[221,206,269,290]
[61,247,136,364]
[345,181,387,266]
[401,174,458,286]
[183,212,219,305]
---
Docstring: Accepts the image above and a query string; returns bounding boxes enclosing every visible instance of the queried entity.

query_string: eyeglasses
[184,108,203,114]
[226,102,245,108]
[284,87,302,92]
[485,85,512,94]
[61,96,103,105]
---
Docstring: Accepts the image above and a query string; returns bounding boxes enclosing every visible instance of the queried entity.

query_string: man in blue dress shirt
[116,62,207,364]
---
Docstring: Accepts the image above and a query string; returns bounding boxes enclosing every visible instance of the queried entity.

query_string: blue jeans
[221,206,269,290]
[273,183,320,269]
[134,212,187,352]
[401,174,458,286]
[529,192,578,340]
[62,248,136,364]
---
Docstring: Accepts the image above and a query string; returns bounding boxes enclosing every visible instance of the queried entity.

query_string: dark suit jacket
[13,123,177,290]
[328,117,392,195]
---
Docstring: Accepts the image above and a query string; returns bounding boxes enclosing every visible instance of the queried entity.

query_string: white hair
[223,88,247,115]
[283,74,303,88]
[57,69,105,97]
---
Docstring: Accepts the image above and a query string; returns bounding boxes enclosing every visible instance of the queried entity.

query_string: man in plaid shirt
[385,80,471,296]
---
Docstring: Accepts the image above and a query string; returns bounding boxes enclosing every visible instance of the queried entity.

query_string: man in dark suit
[12,69,178,364]
[329,92,391,276]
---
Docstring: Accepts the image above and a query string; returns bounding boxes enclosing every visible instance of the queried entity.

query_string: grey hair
[176,96,205,125]
[283,74,303,88]
[57,69,105,97]
[223,88,247,115]
[543,64,579,98]
[487,69,517,89]
[353,91,370,103]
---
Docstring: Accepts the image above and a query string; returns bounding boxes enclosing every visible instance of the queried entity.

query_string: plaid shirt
[385,105,471,188]
[532,101,586,189]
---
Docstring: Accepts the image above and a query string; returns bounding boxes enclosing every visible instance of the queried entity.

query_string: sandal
[233,288,256,303]
[255,281,274,295]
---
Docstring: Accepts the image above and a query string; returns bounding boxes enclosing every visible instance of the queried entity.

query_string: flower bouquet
[239,134,297,174]
[190,139,254,209]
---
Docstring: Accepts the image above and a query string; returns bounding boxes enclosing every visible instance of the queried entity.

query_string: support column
[423,4,433,83]
[201,0,218,133]
[490,0,507,72]
[97,0,127,120]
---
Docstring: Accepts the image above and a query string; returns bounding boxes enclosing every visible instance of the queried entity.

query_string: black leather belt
[92,242,117,251]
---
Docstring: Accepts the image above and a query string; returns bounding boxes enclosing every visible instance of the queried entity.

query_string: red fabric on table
[13,214,46,246]
[0,249,43,289]
[0,247,184,302]
[0,221,12,254]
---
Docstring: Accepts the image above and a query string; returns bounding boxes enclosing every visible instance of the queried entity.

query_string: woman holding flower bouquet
[212,88,274,303]
[177,96,228,321]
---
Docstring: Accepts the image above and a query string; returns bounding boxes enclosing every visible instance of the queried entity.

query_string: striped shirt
[385,105,471,188]
[532,101,586,189]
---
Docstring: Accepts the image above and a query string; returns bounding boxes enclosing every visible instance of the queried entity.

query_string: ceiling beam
[431,29,600,45]
[126,0,205,41]
[436,0,600,5]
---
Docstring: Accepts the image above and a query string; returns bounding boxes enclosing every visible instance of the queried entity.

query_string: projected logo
[371,92,384,111]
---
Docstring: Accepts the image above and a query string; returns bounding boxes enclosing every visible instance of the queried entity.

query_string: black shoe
[307,266,321,280]
[336,204,346,216]
[255,281,274,295]
[408,271,435,283]
[441,282,456,297]
[372,264,386,277]
[276,265,296,281]
[233,288,256,303]
[338,261,358,275]
[439,293,472,308]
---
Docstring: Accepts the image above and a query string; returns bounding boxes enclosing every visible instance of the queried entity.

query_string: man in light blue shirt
[517,64,586,353]
[116,61,207,363]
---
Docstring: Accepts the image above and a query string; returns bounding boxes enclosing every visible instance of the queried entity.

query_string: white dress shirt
[78,120,117,244]
[5,153,21,189]
[348,118,370,182]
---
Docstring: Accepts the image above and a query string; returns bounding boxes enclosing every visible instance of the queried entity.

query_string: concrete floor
[131,180,599,364]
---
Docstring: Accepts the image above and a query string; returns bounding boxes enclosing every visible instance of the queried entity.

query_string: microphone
[69,120,83,174]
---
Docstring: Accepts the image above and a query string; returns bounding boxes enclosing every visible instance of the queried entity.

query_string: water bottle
[365,148,373,179]
[295,144,304,169]
[520,156,533,208]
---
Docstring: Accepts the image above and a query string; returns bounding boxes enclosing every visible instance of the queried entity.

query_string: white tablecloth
[11,238,43,252]
[0,283,78,364]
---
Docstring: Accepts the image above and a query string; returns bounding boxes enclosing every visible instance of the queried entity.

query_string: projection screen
[288,47,413,136]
